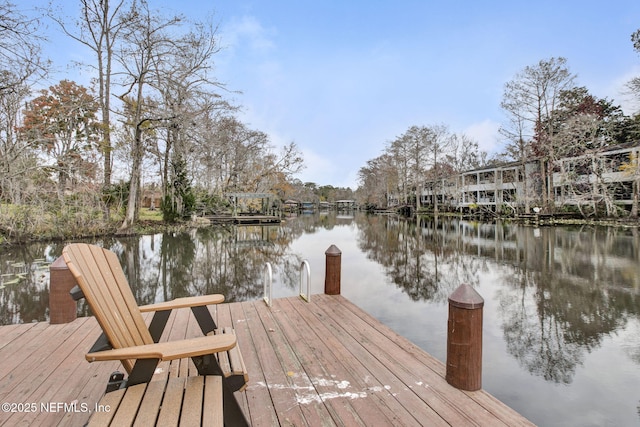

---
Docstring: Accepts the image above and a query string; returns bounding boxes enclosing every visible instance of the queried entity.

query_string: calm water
[1,212,639,426]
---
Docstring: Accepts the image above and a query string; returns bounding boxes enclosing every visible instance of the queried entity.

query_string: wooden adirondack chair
[62,243,249,426]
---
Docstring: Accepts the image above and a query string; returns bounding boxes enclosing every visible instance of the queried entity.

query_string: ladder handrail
[263,262,273,307]
[299,260,310,302]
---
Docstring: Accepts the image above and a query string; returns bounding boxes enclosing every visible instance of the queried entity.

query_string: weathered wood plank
[0,320,66,384]
[253,299,338,426]
[331,295,535,426]
[270,297,395,426]
[0,295,535,427]
[313,294,490,426]
[0,318,93,403]
[221,301,262,422]
[277,297,432,427]
[0,322,40,351]
[9,318,113,426]
[240,300,310,426]
[317,294,518,426]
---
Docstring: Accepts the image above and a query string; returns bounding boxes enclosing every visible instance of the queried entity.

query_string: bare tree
[357,153,397,208]
[448,133,483,173]
[387,133,412,206]
[0,74,35,204]
[0,2,47,204]
[115,1,183,231]
[502,57,576,212]
[501,84,536,213]
[0,1,48,94]
[148,18,228,218]
[404,126,430,211]
[49,0,131,193]
[555,114,617,217]
[424,124,453,215]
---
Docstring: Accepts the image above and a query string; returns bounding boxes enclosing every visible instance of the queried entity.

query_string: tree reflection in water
[2,213,640,425]
[354,216,640,386]
[1,215,640,388]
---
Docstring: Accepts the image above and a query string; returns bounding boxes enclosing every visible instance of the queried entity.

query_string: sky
[22,1,640,189]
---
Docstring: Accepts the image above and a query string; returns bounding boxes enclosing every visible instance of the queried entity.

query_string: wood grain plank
[0,295,534,427]
[253,299,337,426]
[180,376,204,427]
[275,297,428,427]
[132,379,165,427]
[156,377,184,426]
[315,295,499,426]
[202,375,224,427]
[86,388,125,427]
[223,302,259,422]
[0,321,70,385]
[10,317,114,426]
[110,383,147,425]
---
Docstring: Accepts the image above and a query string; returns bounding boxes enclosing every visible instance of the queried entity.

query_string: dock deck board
[0,295,535,426]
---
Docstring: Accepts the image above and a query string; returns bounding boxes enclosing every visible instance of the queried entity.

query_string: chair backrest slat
[63,243,154,373]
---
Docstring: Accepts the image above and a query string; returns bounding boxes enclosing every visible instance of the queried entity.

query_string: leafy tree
[19,80,100,201]
[50,0,131,192]
[554,87,627,148]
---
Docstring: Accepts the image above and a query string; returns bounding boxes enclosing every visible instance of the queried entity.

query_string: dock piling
[324,244,342,295]
[49,256,77,324]
[446,284,484,391]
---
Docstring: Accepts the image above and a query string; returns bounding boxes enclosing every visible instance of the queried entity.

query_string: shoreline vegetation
[2,204,639,247]
[0,205,191,246]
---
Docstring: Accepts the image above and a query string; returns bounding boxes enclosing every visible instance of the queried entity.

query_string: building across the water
[336,199,357,210]
[413,142,640,215]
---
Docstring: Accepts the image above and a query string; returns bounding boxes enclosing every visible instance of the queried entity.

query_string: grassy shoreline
[0,207,202,246]
[4,207,640,246]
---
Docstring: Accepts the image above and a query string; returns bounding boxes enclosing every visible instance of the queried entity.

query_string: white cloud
[464,120,501,155]
[297,148,335,185]
[600,65,640,115]
[220,15,276,55]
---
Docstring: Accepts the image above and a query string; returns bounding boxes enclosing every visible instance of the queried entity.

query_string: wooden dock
[0,295,535,426]
[204,214,281,225]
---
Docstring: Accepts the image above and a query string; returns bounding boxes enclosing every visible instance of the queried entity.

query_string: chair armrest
[85,334,236,362]
[138,294,225,312]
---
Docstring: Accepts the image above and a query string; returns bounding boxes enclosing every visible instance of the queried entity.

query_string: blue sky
[25,1,640,188]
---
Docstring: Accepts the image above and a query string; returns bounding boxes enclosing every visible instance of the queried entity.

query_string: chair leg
[191,305,218,335]
[127,358,160,386]
[193,354,223,376]
[105,371,126,393]
[193,354,249,425]
[148,309,171,343]
[222,380,249,427]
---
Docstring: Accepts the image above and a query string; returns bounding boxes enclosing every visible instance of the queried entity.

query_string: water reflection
[1,214,640,425]
[0,213,353,324]
[354,216,640,385]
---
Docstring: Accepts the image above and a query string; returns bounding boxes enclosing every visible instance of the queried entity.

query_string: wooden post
[446,284,483,391]
[324,245,342,295]
[49,256,77,324]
